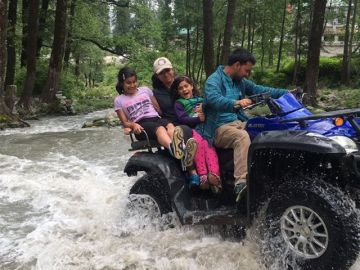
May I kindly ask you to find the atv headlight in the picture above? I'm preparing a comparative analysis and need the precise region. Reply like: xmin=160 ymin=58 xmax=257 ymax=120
xmin=329 ymin=136 xmax=358 ymax=154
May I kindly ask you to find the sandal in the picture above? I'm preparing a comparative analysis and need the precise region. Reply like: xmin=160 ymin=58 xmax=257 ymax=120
xmin=208 ymin=173 xmax=222 ymax=194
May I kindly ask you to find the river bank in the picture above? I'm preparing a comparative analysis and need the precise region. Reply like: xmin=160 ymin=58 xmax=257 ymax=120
xmin=1 ymin=88 xmax=359 ymax=131
xmin=0 ymin=95 xmax=115 ymax=130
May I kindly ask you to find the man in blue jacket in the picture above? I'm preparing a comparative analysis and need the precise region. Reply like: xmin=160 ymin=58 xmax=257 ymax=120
xmin=199 ymin=48 xmax=288 ymax=201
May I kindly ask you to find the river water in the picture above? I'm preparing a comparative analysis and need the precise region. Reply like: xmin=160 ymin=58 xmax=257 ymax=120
xmin=0 ymin=111 xmax=359 ymax=270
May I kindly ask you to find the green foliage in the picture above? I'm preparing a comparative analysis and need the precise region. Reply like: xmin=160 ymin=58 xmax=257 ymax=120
xmin=124 ymin=49 xmax=188 ymax=87
xmin=280 ymin=57 xmax=344 ymax=87
xmin=15 ymin=60 xmax=49 ymax=96
xmin=62 ymin=64 xmax=118 ymax=100
xmin=0 ymin=114 xmax=12 ymax=123
xmin=58 ymin=71 xmax=86 ymax=98
xmin=12 ymin=0 xmax=360 ymax=118
xmin=252 ymin=69 xmax=290 ymax=88
xmin=72 ymin=97 xmax=113 ymax=114
xmin=64 ymin=65 xmax=119 ymax=114
xmin=281 ymin=58 xmax=306 ymax=82
xmin=102 ymin=64 xmax=120 ymax=87
xmin=251 ymin=57 xmax=357 ymax=89
xmin=318 ymin=57 xmax=342 ymax=82
xmin=15 ymin=60 xmax=87 ymax=99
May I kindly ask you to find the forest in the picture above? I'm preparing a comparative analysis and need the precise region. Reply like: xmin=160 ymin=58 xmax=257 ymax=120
xmin=0 ymin=0 xmax=360 ymax=128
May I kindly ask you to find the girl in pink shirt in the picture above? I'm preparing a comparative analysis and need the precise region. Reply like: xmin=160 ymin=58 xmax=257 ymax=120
xmin=114 ymin=67 xmax=184 ymax=158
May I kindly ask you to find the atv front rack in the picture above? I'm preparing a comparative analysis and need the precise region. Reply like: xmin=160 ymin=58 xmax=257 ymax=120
xmin=281 ymin=108 xmax=360 ymax=138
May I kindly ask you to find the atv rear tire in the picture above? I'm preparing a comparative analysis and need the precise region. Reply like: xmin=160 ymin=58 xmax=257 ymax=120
xmin=262 ymin=177 xmax=360 ymax=270
xmin=129 ymin=174 xmax=172 ymax=215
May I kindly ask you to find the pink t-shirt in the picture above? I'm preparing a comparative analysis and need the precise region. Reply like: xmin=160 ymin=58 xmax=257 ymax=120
xmin=114 ymin=87 xmax=159 ymax=122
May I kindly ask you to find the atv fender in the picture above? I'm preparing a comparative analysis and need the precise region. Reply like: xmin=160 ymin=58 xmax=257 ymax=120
xmin=124 ymin=151 xmax=193 ymax=222
xmin=247 ymin=130 xmax=347 ymax=214
xmin=250 ymin=130 xmax=346 ymax=154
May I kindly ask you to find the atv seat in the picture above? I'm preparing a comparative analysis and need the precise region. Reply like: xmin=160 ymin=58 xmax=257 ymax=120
xmin=128 ymin=130 xmax=162 ymax=152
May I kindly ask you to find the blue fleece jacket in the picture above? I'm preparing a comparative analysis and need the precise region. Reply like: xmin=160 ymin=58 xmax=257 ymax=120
xmin=196 ymin=65 xmax=288 ymax=144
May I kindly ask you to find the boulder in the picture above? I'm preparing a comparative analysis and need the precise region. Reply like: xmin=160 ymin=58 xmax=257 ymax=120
xmin=82 ymin=114 xmax=120 ymax=128
xmin=105 ymin=111 xmax=120 ymax=127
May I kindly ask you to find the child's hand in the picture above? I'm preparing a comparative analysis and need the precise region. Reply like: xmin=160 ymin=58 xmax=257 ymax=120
xmin=123 ymin=128 xmax=132 ymax=135
xmin=198 ymin=112 xmax=205 ymax=122
xmin=194 ymin=104 xmax=203 ymax=113
xmin=132 ymin=123 xmax=144 ymax=134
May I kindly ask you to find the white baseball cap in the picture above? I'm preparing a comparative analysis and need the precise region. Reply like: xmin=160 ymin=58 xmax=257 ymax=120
xmin=153 ymin=57 xmax=173 ymax=74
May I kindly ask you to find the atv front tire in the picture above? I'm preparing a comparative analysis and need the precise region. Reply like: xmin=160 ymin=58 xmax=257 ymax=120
xmin=129 ymin=174 xmax=172 ymax=216
xmin=262 ymin=177 xmax=360 ymax=270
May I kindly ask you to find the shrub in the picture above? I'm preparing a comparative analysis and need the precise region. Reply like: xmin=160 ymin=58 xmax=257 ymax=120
xmin=15 ymin=60 xmax=49 ymax=96
xmin=279 ymin=57 xmax=351 ymax=88
xmin=252 ymin=69 xmax=290 ymax=88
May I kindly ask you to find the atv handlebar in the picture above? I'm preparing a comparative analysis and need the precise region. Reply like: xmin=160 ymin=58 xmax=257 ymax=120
xmin=234 ymin=92 xmax=272 ymax=110
xmin=290 ymin=87 xmax=304 ymax=102
xmin=235 ymin=88 xmax=304 ymax=111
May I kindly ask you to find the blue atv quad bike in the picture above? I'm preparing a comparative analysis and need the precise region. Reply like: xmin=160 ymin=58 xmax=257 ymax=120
xmin=124 ymin=91 xmax=360 ymax=270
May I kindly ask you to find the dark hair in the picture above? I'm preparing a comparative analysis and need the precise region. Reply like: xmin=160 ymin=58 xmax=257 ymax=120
xmin=228 ymin=48 xmax=256 ymax=66
xmin=116 ymin=67 xmax=137 ymax=94
xmin=151 ymin=70 xmax=178 ymax=91
xmin=170 ymin=76 xmax=200 ymax=103
xmin=151 ymin=74 xmax=166 ymax=90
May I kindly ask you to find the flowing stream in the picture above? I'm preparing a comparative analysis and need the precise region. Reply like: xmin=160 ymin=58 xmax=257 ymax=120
xmin=0 ymin=111 xmax=359 ymax=270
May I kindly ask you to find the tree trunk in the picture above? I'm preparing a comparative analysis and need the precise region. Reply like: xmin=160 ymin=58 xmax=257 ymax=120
xmin=250 ymin=13 xmax=255 ymax=53
xmin=216 ymin=33 xmax=222 ymax=66
xmin=64 ymin=0 xmax=76 ymax=67
xmin=36 ymin=0 xmax=50 ymax=57
xmin=260 ymin=12 xmax=266 ymax=70
xmin=241 ymin=13 xmax=246 ymax=48
xmin=202 ymin=0 xmax=215 ymax=77
xmin=268 ymin=38 xmax=274 ymax=66
xmin=196 ymin=50 xmax=204 ymax=83
xmin=186 ymin=27 xmax=191 ymax=75
xmin=292 ymin=0 xmax=302 ymax=85
xmin=21 ymin=0 xmax=29 ymax=67
xmin=341 ymin=0 xmax=352 ymax=85
xmin=220 ymin=0 xmax=236 ymax=65
xmin=5 ymin=0 xmax=18 ymax=87
xmin=0 ymin=0 xmax=8 ymax=97
xmin=0 ymin=0 xmax=11 ymax=116
xmin=348 ymin=0 xmax=358 ymax=81
xmin=247 ymin=10 xmax=251 ymax=49
xmin=74 ymin=53 xmax=80 ymax=77
xmin=304 ymin=0 xmax=327 ymax=106
xmin=40 ymin=0 xmax=68 ymax=103
xmin=276 ymin=0 xmax=287 ymax=72
xmin=191 ymin=22 xmax=200 ymax=79
xmin=19 ymin=0 xmax=40 ymax=110
xmin=5 ymin=85 xmax=16 ymax=113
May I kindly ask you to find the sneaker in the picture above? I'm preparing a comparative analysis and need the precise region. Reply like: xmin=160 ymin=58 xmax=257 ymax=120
xmin=171 ymin=126 xmax=185 ymax=159
xmin=183 ymin=138 xmax=197 ymax=167
xmin=234 ymin=182 xmax=247 ymax=202
xmin=188 ymin=174 xmax=200 ymax=190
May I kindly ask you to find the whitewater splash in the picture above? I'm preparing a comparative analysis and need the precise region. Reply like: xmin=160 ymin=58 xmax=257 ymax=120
xmin=0 ymin=112 xmax=264 ymax=270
